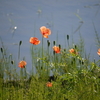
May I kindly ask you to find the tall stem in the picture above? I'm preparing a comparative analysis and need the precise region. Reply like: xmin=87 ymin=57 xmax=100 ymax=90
xmin=41 ymin=36 xmax=44 ymax=76
xmin=42 ymin=37 xmax=44 ymax=59
xmin=18 ymin=41 xmax=22 ymax=59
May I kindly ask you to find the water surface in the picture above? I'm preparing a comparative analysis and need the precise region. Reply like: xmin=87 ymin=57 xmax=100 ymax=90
xmin=0 ymin=0 xmax=100 ymax=72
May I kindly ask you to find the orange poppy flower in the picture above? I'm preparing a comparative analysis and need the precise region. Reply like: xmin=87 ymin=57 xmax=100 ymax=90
xmin=40 ymin=26 xmax=51 ymax=38
xmin=18 ymin=61 xmax=27 ymax=68
xmin=53 ymin=46 xmax=60 ymax=53
xmin=46 ymin=82 xmax=52 ymax=87
xmin=29 ymin=37 xmax=40 ymax=45
xmin=69 ymin=48 xmax=78 ymax=54
xmin=97 ymin=48 xmax=100 ymax=56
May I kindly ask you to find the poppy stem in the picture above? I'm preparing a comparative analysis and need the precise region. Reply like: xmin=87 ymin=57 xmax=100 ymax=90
xmin=18 ymin=41 xmax=22 ymax=59
xmin=67 ymin=35 xmax=69 ymax=48
xmin=20 ymin=68 xmax=23 ymax=80
xmin=42 ymin=36 xmax=44 ymax=57
xmin=41 ymin=36 xmax=44 ymax=75
xmin=47 ymin=40 xmax=50 ymax=75
xmin=31 ymin=45 xmax=34 ymax=75
xmin=18 ymin=46 xmax=20 ymax=59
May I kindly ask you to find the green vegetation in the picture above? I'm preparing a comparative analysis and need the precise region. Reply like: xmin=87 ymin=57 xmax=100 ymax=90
xmin=0 ymin=29 xmax=100 ymax=100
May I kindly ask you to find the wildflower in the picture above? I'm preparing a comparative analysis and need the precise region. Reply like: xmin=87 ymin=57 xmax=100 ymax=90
xmin=29 ymin=37 xmax=40 ymax=45
xmin=69 ymin=48 xmax=78 ymax=54
xmin=46 ymin=82 xmax=52 ymax=87
xmin=97 ymin=48 xmax=100 ymax=56
xmin=18 ymin=61 xmax=27 ymax=68
xmin=40 ymin=26 xmax=51 ymax=38
xmin=53 ymin=46 xmax=61 ymax=53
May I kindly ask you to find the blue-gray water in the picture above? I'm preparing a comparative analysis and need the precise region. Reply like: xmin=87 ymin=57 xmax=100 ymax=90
xmin=0 ymin=0 xmax=100 ymax=72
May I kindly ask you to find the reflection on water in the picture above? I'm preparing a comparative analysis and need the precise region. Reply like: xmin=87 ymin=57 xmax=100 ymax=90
xmin=0 ymin=0 xmax=100 ymax=71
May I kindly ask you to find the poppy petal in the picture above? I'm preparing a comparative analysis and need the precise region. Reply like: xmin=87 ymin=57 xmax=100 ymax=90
xmin=29 ymin=37 xmax=40 ymax=45
xmin=46 ymin=82 xmax=52 ymax=87
xmin=97 ymin=48 xmax=100 ymax=56
xmin=53 ymin=46 xmax=60 ymax=53
xmin=40 ymin=26 xmax=51 ymax=38
xmin=18 ymin=61 xmax=27 ymax=68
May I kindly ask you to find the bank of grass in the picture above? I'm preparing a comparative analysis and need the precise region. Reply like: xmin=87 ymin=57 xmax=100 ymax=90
xmin=0 ymin=32 xmax=100 ymax=100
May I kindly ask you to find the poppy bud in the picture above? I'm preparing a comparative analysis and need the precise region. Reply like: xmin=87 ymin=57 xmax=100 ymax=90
xmin=19 ymin=41 xmax=22 ymax=46
xmin=82 ymin=61 xmax=84 ymax=65
xmin=79 ymin=59 xmax=81 ymax=64
xmin=74 ymin=45 xmax=77 ymax=49
xmin=64 ymin=49 xmax=66 ymax=52
xmin=47 ymin=40 xmax=50 ymax=47
xmin=79 ymin=59 xmax=84 ymax=65
xmin=71 ymin=61 xmax=73 ymax=65
xmin=41 ymin=66 xmax=43 ymax=69
xmin=73 ymin=58 xmax=76 ymax=62
xmin=67 ymin=35 xmax=69 ymax=40
xmin=59 ymin=44 xmax=61 ymax=49
xmin=53 ymin=51 xmax=55 ymax=55
xmin=11 ymin=60 xmax=14 ymax=64
xmin=53 ymin=41 xmax=56 ymax=45
xmin=94 ymin=58 xmax=95 ymax=63
xmin=0 ymin=48 xmax=3 ymax=53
